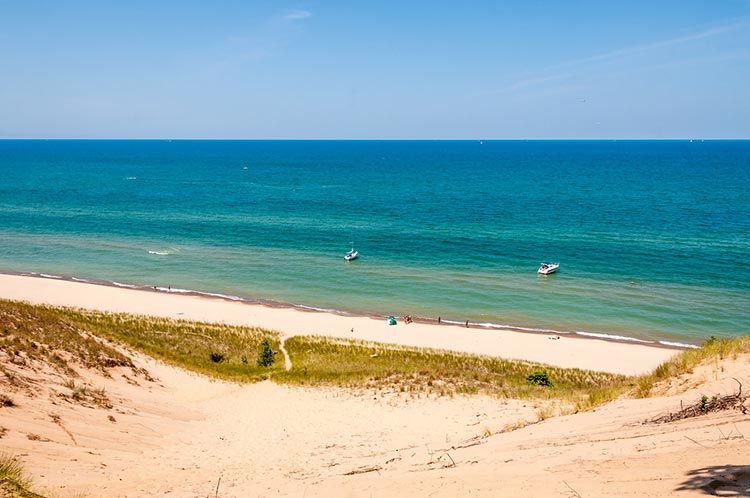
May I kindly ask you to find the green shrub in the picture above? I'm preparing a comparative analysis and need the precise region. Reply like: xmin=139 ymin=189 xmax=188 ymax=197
xmin=257 ymin=339 xmax=275 ymax=367
xmin=526 ymin=370 xmax=553 ymax=387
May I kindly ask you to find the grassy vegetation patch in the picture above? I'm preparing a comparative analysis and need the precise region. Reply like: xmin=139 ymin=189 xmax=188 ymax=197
xmin=0 ymin=454 xmax=44 ymax=498
xmin=274 ymin=336 xmax=629 ymax=408
xmin=4 ymin=298 xmax=747 ymax=415
xmin=635 ymin=335 xmax=750 ymax=398
xmin=48 ymin=306 xmax=285 ymax=382
xmin=0 ymin=300 xmax=132 ymax=376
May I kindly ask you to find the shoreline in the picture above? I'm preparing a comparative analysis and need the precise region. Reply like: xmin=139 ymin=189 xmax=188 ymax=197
xmin=0 ymin=272 xmax=679 ymax=375
xmin=6 ymin=270 xmax=696 ymax=349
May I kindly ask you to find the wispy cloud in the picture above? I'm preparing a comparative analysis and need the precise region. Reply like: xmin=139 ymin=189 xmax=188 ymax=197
xmin=285 ymin=9 xmax=312 ymax=20
xmin=496 ymin=18 xmax=750 ymax=95
xmin=555 ymin=20 xmax=748 ymax=70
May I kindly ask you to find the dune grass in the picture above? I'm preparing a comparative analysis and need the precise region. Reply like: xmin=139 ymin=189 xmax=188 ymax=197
xmin=0 ymin=299 xmax=285 ymax=383
xmin=635 ymin=335 xmax=750 ymax=398
xmin=1 ymin=299 xmax=629 ymax=408
xmin=0 ymin=300 xmax=133 ymax=377
xmin=274 ymin=335 xmax=630 ymax=409
xmin=0 ymin=454 xmax=44 ymax=498
xmin=48 ymin=307 xmax=286 ymax=383
xmin=3 ymin=298 xmax=748 ymax=412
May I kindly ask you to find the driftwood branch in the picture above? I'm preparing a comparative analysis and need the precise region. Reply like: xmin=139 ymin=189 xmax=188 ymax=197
xmin=563 ymin=480 xmax=582 ymax=498
xmin=684 ymin=435 xmax=709 ymax=448
xmin=436 ymin=435 xmax=486 ymax=452
xmin=344 ymin=465 xmax=382 ymax=476
xmin=646 ymin=381 xmax=747 ymax=424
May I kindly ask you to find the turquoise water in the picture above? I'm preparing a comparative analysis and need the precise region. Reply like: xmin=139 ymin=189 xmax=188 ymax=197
xmin=0 ymin=140 xmax=748 ymax=345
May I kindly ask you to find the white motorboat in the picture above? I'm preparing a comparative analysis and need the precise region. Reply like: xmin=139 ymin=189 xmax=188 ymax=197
xmin=344 ymin=248 xmax=358 ymax=261
xmin=538 ymin=262 xmax=559 ymax=275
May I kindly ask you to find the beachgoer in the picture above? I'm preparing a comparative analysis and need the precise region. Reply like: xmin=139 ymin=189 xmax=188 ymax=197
xmin=438 ymin=316 xmax=441 ymax=324
xmin=465 ymin=320 xmax=469 ymax=328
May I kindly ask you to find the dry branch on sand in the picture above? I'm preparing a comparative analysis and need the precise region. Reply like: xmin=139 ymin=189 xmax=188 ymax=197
xmin=647 ymin=379 xmax=748 ymax=424
xmin=343 ymin=465 xmax=382 ymax=476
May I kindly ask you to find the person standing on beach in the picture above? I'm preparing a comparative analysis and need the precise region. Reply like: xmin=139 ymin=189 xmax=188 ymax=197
xmin=465 ymin=320 xmax=469 ymax=328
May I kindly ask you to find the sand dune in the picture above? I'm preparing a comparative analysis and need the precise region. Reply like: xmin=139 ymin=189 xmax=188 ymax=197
xmin=1 ymin=273 xmax=748 ymax=497
xmin=1 ymin=343 xmax=748 ymax=497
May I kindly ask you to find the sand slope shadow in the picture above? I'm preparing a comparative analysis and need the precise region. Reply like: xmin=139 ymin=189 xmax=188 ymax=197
xmin=676 ymin=465 xmax=750 ymax=496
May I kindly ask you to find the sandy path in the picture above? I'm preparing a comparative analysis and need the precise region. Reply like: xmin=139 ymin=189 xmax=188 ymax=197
xmin=278 ymin=338 xmax=292 ymax=370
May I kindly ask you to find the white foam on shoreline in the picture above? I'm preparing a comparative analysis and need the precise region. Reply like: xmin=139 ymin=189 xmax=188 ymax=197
xmin=161 ymin=287 xmax=192 ymax=294
xmin=198 ymin=291 xmax=245 ymax=301
xmin=575 ymin=331 xmax=655 ymax=344
xmin=154 ymin=287 xmax=244 ymax=302
xmin=112 ymin=281 xmax=139 ymax=289
xmin=298 ymin=304 xmax=341 ymax=314
xmin=442 ymin=319 xmax=567 ymax=335
xmin=659 ymin=340 xmax=699 ymax=349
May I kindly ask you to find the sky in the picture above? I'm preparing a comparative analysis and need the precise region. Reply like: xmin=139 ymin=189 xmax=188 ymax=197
xmin=1 ymin=1 xmax=749 ymax=139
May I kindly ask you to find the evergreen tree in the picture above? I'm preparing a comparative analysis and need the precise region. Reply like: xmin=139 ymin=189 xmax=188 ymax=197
xmin=257 ymin=339 xmax=275 ymax=367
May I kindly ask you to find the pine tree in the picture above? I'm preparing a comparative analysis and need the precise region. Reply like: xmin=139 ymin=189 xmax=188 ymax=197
xmin=257 ymin=339 xmax=275 ymax=367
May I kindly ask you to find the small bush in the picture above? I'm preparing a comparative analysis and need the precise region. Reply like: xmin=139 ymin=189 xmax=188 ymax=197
xmin=257 ymin=339 xmax=275 ymax=367
xmin=699 ymin=395 xmax=709 ymax=412
xmin=210 ymin=352 xmax=225 ymax=363
xmin=526 ymin=370 xmax=553 ymax=387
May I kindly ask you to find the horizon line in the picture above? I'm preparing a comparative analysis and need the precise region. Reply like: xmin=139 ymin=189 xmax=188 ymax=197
xmin=1 ymin=137 xmax=749 ymax=141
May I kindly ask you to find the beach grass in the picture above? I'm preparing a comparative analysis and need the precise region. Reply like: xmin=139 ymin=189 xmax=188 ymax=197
xmin=274 ymin=335 xmax=630 ymax=408
xmin=0 ymin=300 xmax=133 ymax=377
xmin=0 ymin=454 xmax=43 ymax=498
xmin=4 ymin=298 xmax=747 ymax=412
xmin=635 ymin=335 xmax=750 ymax=397
xmin=0 ymin=299 xmax=284 ymax=383
xmin=52 ymin=307 xmax=285 ymax=383
xmin=1 ymin=299 xmax=628 ymax=407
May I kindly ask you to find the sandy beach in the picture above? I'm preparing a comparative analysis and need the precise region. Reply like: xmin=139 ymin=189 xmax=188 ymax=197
xmin=0 ymin=273 xmax=677 ymax=376
xmin=1 ymin=273 xmax=749 ymax=497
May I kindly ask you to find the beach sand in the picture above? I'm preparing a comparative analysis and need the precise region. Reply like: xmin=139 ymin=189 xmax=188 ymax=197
xmin=0 ymin=327 xmax=747 ymax=497
xmin=1 ymin=273 xmax=749 ymax=497
xmin=0 ymin=273 xmax=676 ymax=376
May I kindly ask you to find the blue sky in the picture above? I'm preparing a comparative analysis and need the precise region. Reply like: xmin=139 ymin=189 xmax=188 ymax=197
xmin=1 ymin=1 xmax=749 ymax=139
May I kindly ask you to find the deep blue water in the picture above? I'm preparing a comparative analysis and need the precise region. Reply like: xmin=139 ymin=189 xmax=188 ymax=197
xmin=1 ymin=140 xmax=748 ymax=345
